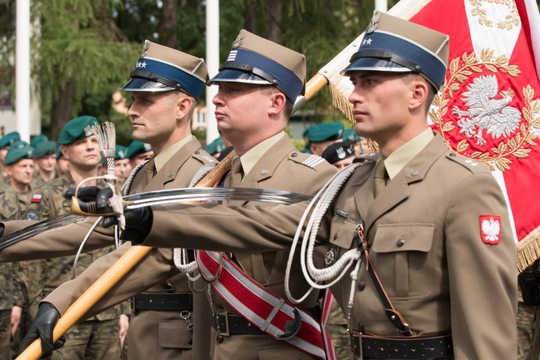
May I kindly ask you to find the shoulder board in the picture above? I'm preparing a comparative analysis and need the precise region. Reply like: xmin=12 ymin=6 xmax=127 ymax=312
xmin=192 ymin=149 xmax=217 ymax=165
xmin=445 ymin=151 xmax=487 ymax=173
xmin=289 ymin=152 xmax=326 ymax=169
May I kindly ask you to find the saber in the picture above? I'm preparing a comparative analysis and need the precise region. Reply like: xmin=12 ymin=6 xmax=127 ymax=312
xmin=0 ymin=187 xmax=311 ymax=250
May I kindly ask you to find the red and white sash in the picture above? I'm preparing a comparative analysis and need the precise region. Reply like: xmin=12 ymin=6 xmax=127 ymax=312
xmin=196 ymin=250 xmax=335 ymax=359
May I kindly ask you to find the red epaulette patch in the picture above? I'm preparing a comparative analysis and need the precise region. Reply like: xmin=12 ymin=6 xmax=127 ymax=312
xmin=31 ymin=194 xmax=42 ymax=203
xmin=480 ymin=215 xmax=501 ymax=245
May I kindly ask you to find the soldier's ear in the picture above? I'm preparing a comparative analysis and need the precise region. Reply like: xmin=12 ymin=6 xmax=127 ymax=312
xmin=176 ymin=94 xmax=194 ymax=121
xmin=267 ymin=91 xmax=286 ymax=117
xmin=409 ymin=77 xmax=429 ymax=111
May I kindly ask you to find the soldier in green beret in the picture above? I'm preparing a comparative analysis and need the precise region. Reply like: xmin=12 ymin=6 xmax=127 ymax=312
xmin=0 ymin=145 xmax=35 ymax=358
xmin=31 ymin=140 xmax=58 ymax=188
xmin=113 ymin=145 xmax=131 ymax=185
xmin=55 ymin=146 xmax=70 ymax=176
xmin=125 ymin=140 xmax=153 ymax=169
xmin=22 ymin=115 xmax=128 ymax=359
xmin=306 ymin=122 xmax=344 ymax=156
xmin=29 ymin=135 xmax=48 ymax=149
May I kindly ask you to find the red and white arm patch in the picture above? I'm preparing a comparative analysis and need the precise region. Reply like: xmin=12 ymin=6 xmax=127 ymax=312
xmin=479 ymin=215 xmax=501 ymax=245
xmin=31 ymin=194 xmax=42 ymax=203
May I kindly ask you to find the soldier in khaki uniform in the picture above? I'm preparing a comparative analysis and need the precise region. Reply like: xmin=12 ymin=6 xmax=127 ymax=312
xmin=2 ymin=43 xmax=217 ymax=360
xmin=15 ymin=30 xmax=338 ymax=359
xmin=46 ymin=13 xmax=518 ymax=359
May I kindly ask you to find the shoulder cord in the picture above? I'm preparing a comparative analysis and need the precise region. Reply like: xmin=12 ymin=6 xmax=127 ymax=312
xmin=172 ymin=164 xmax=217 ymax=287
xmin=71 ymin=159 xmax=150 ymax=278
xmin=284 ymin=162 xmax=366 ymax=305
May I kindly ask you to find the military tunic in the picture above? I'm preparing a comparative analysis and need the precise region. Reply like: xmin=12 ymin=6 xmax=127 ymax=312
xmin=112 ymin=133 xmax=516 ymax=359
xmin=44 ymin=134 xmax=338 ymax=359
xmin=25 ymin=171 xmax=125 ymax=359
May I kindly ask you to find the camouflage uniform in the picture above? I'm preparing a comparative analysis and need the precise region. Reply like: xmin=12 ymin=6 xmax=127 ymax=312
xmin=25 ymin=172 xmax=124 ymax=360
xmin=0 ymin=185 xmax=15 ymax=359
xmin=0 ymin=185 xmax=37 ymax=358
xmin=326 ymin=295 xmax=351 ymax=360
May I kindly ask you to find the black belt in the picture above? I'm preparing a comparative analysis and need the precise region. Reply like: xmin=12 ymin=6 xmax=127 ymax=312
xmin=213 ymin=313 xmax=265 ymax=336
xmin=132 ymin=293 xmax=192 ymax=312
xmin=351 ymin=331 xmax=453 ymax=359
xmin=212 ymin=305 xmax=320 ymax=337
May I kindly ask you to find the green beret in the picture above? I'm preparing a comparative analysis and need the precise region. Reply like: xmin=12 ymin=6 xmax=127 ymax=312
xmin=4 ymin=145 xmax=34 ymax=165
xmin=342 ymin=128 xmax=361 ymax=142
xmin=30 ymin=134 xmax=48 ymax=148
xmin=204 ymin=137 xmax=225 ymax=155
xmin=57 ymin=116 xmax=99 ymax=145
xmin=10 ymin=140 xmax=28 ymax=150
xmin=126 ymin=141 xmax=152 ymax=159
xmin=115 ymin=145 xmax=128 ymax=160
xmin=307 ymin=122 xmax=344 ymax=143
xmin=34 ymin=140 xmax=57 ymax=158
xmin=0 ymin=132 xmax=21 ymax=148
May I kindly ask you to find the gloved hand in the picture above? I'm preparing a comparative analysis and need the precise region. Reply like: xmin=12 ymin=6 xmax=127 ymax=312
xmin=102 ymin=206 xmax=153 ymax=244
xmin=64 ymin=186 xmax=113 ymax=209
xmin=19 ymin=302 xmax=65 ymax=358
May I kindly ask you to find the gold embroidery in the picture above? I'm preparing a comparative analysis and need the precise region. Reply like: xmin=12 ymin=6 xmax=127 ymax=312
xmin=431 ymin=50 xmax=540 ymax=172
xmin=469 ymin=0 xmax=519 ymax=30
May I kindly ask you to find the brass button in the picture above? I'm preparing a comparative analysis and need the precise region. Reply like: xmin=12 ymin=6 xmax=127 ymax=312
xmin=397 ymin=239 xmax=405 ymax=247
xmin=291 ymin=153 xmax=298 ymax=157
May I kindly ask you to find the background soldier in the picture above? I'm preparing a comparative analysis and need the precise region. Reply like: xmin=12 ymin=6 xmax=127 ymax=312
xmin=0 ymin=145 xmax=35 ymax=359
xmin=23 ymin=115 xmax=127 ymax=360
xmin=125 ymin=141 xmax=153 ymax=169
xmin=31 ymin=140 xmax=58 ymax=188
xmin=306 ymin=122 xmax=344 ymax=156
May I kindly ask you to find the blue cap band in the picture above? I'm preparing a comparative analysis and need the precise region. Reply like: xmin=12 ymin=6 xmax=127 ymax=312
xmin=346 ymin=32 xmax=447 ymax=89
xmin=131 ymin=58 xmax=205 ymax=99
xmin=218 ymin=49 xmax=303 ymax=101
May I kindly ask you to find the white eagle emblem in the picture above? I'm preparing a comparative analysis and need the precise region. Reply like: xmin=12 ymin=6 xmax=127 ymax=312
xmin=480 ymin=215 xmax=501 ymax=245
xmin=452 ymin=75 xmax=521 ymax=146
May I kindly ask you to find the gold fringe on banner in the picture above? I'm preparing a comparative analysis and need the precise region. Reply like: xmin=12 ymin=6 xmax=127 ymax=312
xmin=328 ymin=80 xmax=354 ymax=126
xmin=516 ymin=226 xmax=540 ymax=273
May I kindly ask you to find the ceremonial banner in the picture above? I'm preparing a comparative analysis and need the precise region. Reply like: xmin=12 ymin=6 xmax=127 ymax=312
xmin=322 ymin=0 xmax=540 ymax=272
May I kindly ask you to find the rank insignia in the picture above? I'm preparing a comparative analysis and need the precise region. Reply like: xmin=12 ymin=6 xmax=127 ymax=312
xmin=480 ymin=215 xmax=501 ymax=245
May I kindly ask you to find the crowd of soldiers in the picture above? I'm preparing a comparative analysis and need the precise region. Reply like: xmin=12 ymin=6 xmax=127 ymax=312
xmin=0 ymin=9 xmax=529 ymax=360
xmin=0 ymin=124 xmax=157 ymax=359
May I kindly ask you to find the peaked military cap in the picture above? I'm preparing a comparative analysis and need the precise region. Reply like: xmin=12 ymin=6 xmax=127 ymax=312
xmin=208 ymin=29 xmax=306 ymax=101
xmin=321 ymin=141 xmax=355 ymax=165
xmin=342 ymin=128 xmax=361 ymax=142
xmin=115 ymin=145 xmax=128 ymax=160
xmin=342 ymin=10 xmax=450 ymax=90
xmin=121 ymin=40 xmax=208 ymax=100
xmin=34 ymin=140 xmax=57 ymax=158
xmin=204 ymin=137 xmax=226 ymax=155
xmin=58 ymin=116 xmax=99 ymax=145
xmin=307 ymin=122 xmax=344 ymax=143
xmin=4 ymin=145 xmax=34 ymax=165
xmin=30 ymin=134 xmax=48 ymax=148
xmin=0 ymin=131 xmax=21 ymax=149
xmin=126 ymin=141 xmax=152 ymax=159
